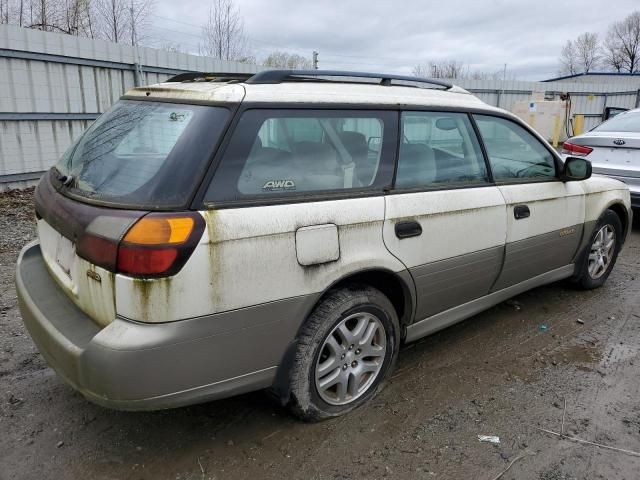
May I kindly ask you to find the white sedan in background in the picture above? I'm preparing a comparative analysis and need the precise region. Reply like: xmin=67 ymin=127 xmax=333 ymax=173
xmin=563 ymin=108 xmax=640 ymax=209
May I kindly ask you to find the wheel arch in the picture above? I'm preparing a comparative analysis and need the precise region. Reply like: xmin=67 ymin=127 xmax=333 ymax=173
xmin=319 ymin=268 xmax=416 ymax=332
xmin=607 ymin=202 xmax=630 ymax=243
xmin=269 ymin=267 xmax=415 ymax=406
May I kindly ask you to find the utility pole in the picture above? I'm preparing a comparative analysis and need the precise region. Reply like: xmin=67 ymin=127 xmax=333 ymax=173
xmin=313 ymin=51 xmax=319 ymax=70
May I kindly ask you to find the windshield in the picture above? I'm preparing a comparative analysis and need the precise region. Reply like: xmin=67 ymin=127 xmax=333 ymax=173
xmin=593 ymin=111 xmax=640 ymax=133
xmin=55 ymin=100 xmax=229 ymax=208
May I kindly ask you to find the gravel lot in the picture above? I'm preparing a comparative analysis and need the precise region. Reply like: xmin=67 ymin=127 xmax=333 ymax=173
xmin=1 ymin=188 xmax=639 ymax=480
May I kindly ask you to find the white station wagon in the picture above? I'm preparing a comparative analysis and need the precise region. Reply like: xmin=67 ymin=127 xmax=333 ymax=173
xmin=16 ymin=70 xmax=632 ymax=420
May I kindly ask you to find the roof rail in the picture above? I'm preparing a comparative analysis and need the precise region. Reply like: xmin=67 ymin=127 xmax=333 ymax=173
xmin=245 ymin=70 xmax=453 ymax=90
xmin=166 ymin=72 xmax=254 ymax=83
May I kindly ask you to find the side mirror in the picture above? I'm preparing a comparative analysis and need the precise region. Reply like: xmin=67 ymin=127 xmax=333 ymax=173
xmin=561 ymin=157 xmax=592 ymax=181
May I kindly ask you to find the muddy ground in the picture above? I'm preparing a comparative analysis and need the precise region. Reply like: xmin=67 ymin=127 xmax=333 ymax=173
xmin=1 ymin=188 xmax=639 ymax=480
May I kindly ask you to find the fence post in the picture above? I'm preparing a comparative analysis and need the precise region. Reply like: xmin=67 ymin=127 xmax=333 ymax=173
xmin=552 ymin=115 xmax=562 ymax=148
xmin=573 ymin=115 xmax=584 ymax=136
xmin=636 ymin=89 xmax=640 ymax=108
xmin=133 ymin=63 xmax=144 ymax=87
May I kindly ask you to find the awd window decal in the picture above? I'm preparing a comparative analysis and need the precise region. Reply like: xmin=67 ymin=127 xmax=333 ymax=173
xmin=262 ymin=180 xmax=296 ymax=191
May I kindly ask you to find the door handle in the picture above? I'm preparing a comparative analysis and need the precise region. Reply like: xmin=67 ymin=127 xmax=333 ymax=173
xmin=514 ymin=205 xmax=530 ymax=220
xmin=395 ymin=221 xmax=422 ymax=239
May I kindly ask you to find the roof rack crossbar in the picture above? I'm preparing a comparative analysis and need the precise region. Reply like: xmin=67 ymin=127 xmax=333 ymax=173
xmin=166 ymin=71 xmax=254 ymax=83
xmin=245 ymin=70 xmax=453 ymax=89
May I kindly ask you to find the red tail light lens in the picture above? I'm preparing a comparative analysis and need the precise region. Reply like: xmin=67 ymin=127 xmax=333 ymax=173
xmin=117 ymin=246 xmax=178 ymax=275
xmin=116 ymin=213 xmax=205 ymax=278
xmin=76 ymin=212 xmax=205 ymax=278
xmin=77 ymin=233 xmax=119 ymax=271
xmin=562 ymin=141 xmax=593 ymax=157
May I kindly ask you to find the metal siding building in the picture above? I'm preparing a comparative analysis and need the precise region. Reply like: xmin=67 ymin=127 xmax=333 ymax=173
xmin=543 ymin=72 xmax=640 ymax=86
xmin=453 ymin=78 xmax=640 ymax=133
xmin=0 ymin=25 xmax=260 ymax=189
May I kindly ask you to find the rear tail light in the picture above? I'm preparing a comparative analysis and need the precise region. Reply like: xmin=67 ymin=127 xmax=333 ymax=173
xmin=117 ymin=214 xmax=203 ymax=277
xmin=562 ymin=141 xmax=593 ymax=157
xmin=77 ymin=212 xmax=205 ymax=278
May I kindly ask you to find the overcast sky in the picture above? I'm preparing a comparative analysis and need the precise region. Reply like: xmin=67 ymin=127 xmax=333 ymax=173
xmin=148 ymin=0 xmax=638 ymax=81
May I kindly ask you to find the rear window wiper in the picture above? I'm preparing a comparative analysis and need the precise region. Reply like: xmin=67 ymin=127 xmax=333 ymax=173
xmin=57 ymin=174 xmax=74 ymax=187
xmin=54 ymin=170 xmax=78 ymax=190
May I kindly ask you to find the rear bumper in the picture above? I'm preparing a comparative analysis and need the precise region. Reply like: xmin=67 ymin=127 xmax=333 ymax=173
xmin=16 ymin=242 xmax=313 ymax=410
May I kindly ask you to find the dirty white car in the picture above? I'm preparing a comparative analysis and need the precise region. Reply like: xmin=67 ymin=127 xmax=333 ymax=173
xmin=16 ymin=70 xmax=632 ymax=421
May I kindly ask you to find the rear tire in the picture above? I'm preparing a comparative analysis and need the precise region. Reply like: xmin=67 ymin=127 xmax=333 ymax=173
xmin=573 ymin=210 xmax=622 ymax=289
xmin=288 ymin=285 xmax=400 ymax=422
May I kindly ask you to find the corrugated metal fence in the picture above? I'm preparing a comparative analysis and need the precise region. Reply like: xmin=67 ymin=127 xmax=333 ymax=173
xmin=454 ymin=78 xmax=640 ymax=133
xmin=0 ymin=25 xmax=259 ymax=189
xmin=2 ymin=23 xmax=640 ymax=189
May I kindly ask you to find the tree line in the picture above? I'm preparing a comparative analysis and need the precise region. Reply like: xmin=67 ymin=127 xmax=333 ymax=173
xmin=411 ymin=60 xmax=515 ymax=80
xmin=559 ymin=11 xmax=640 ymax=75
xmin=0 ymin=0 xmax=311 ymax=67
xmin=0 ymin=0 xmax=154 ymax=45
xmin=12 ymin=0 xmax=637 ymax=76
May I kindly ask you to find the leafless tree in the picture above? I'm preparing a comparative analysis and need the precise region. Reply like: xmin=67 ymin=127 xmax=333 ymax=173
xmin=0 ymin=0 xmax=10 ymax=23
xmin=607 ymin=11 xmax=640 ymax=73
xmin=159 ymin=41 xmax=185 ymax=53
xmin=27 ymin=0 xmax=66 ymax=31
xmin=95 ymin=0 xmax=127 ymax=42
xmin=93 ymin=0 xmax=153 ymax=44
xmin=263 ymin=50 xmax=311 ymax=69
xmin=412 ymin=60 xmax=507 ymax=80
xmin=1 ymin=0 xmax=153 ymax=42
xmin=127 ymin=0 xmax=153 ymax=46
xmin=602 ymin=31 xmax=625 ymax=72
xmin=413 ymin=60 xmax=465 ymax=79
xmin=199 ymin=0 xmax=251 ymax=61
xmin=412 ymin=64 xmax=429 ymax=77
xmin=574 ymin=32 xmax=600 ymax=73
xmin=559 ymin=39 xmax=578 ymax=75
xmin=14 ymin=0 xmax=26 ymax=26
xmin=59 ymin=0 xmax=95 ymax=36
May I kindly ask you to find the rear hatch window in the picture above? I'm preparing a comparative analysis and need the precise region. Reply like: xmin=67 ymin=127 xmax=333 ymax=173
xmin=54 ymin=100 xmax=229 ymax=209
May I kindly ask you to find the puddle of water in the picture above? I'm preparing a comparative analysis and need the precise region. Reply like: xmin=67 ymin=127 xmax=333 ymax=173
xmin=550 ymin=343 xmax=601 ymax=367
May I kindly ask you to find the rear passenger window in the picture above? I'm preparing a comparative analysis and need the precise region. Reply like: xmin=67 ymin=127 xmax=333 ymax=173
xmin=205 ymin=110 xmax=395 ymax=202
xmin=396 ymin=112 xmax=489 ymax=189
xmin=474 ymin=115 xmax=557 ymax=181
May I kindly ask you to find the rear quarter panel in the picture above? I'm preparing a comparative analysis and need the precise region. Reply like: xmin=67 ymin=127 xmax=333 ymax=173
xmin=115 ymin=197 xmax=407 ymax=323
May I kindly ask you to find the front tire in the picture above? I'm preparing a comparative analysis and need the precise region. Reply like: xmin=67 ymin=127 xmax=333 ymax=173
xmin=574 ymin=210 xmax=622 ymax=289
xmin=288 ymin=285 xmax=400 ymax=421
